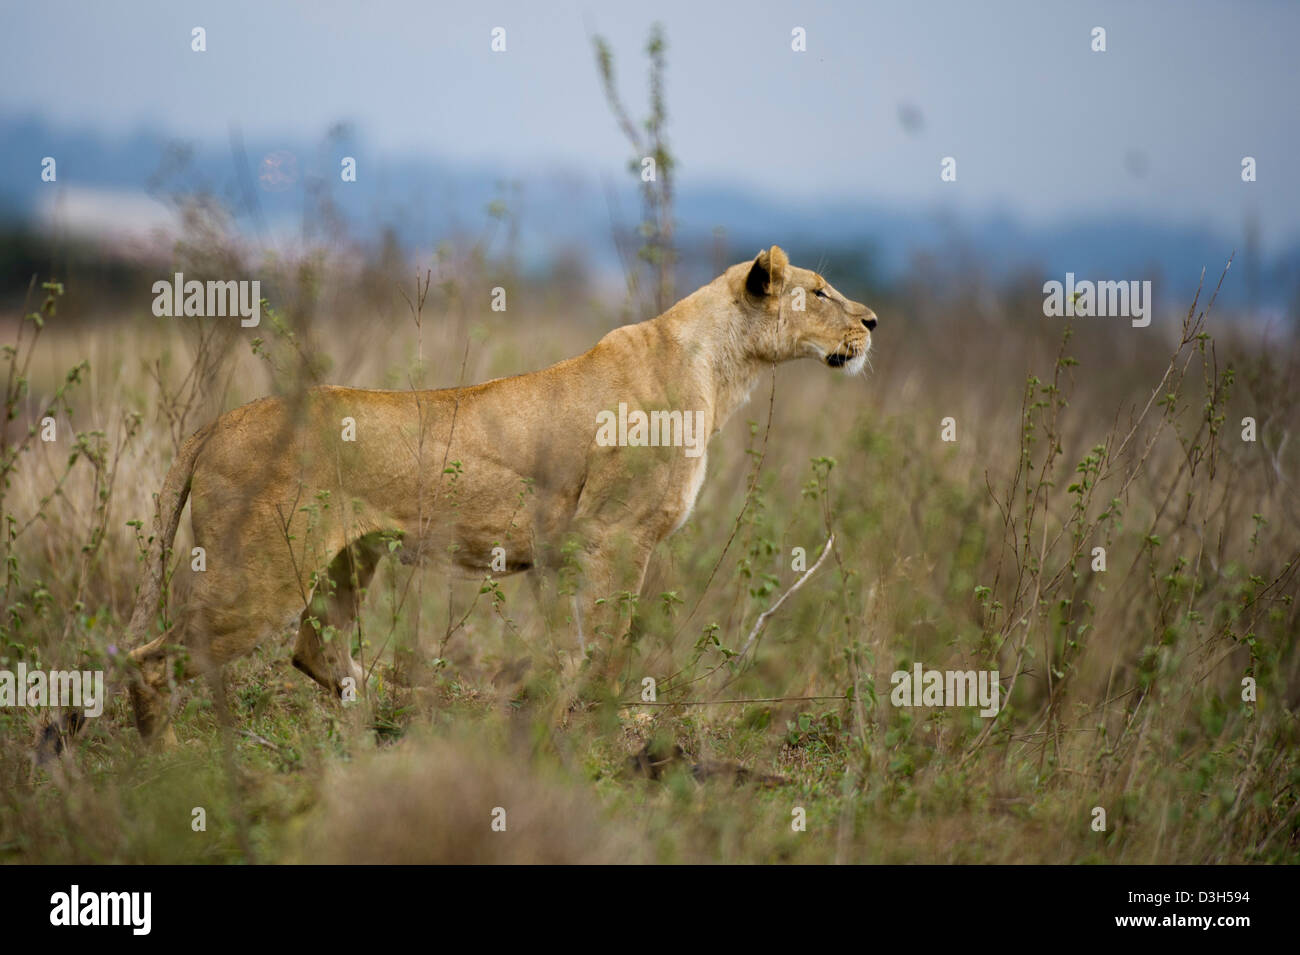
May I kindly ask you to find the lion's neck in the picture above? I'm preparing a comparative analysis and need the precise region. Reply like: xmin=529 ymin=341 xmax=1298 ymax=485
xmin=659 ymin=282 xmax=779 ymax=434
xmin=706 ymin=342 xmax=769 ymax=431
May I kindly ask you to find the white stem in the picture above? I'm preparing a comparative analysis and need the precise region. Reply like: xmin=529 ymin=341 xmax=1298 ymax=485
xmin=736 ymin=533 xmax=835 ymax=661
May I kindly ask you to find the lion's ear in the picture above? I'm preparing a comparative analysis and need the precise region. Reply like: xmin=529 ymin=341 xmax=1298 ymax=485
xmin=745 ymin=245 xmax=790 ymax=299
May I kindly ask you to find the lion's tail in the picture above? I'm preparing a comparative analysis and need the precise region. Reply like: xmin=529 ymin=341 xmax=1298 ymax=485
xmin=34 ymin=427 xmax=210 ymax=762
xmin=124 ymin=425 xmax=210 ymax=646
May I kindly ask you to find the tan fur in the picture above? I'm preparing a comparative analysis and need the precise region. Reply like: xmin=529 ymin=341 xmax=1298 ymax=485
xmin=125 ymin=246 xmax=877 ymax=740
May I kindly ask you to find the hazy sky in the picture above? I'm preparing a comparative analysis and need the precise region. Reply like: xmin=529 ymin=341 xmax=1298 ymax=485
xmin=3 ymin=0 xmax=1298 ymax=246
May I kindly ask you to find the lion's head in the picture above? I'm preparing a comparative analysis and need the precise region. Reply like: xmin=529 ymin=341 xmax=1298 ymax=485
xmin=735 ymin=245 xmax=877 ymax=374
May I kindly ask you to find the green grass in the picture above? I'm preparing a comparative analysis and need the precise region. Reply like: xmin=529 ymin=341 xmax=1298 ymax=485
xmin=2 ymin=259 xmax=1297 ymax=864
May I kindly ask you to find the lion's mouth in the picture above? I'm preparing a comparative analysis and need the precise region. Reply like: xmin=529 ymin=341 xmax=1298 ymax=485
xmin=825 ymin=342 xmax=869 ymax=373
xmin=826 ymin=345 xmax=865 ymax=367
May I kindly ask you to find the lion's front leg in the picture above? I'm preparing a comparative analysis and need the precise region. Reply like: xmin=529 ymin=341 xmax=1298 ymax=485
xmin=552 ymin=447 xmax=688 ymax=716
xmin=563 ymin=529 xmax=657 ymax=696
xmin=549 ymin=537 xmax=651 ymax=725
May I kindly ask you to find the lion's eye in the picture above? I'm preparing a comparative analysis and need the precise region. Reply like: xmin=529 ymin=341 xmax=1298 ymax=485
xmin=814 ymin=288 xmax=829 ymax=300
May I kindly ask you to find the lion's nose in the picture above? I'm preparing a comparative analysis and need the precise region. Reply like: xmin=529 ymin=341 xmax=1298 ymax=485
xmin=862 ymin=313 xmax=877 ymax=331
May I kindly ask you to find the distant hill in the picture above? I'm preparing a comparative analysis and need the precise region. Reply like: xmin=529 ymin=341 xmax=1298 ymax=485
xmin=2 ymin=114 xmax=1295 ymax=313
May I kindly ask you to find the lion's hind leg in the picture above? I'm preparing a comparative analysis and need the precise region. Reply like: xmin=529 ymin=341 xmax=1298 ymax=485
xmin=292 ymin=536 xmax=383 ymax=698
xmin=128 ymin=549 xmax=311 ymax=744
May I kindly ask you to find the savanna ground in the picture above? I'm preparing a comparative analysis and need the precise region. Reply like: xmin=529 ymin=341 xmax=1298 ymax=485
xmin=1 ymin=218 xmax=1297 ymax=864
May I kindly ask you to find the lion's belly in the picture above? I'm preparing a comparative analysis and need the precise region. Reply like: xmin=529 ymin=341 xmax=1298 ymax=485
xmin=381 ymin=462 xmax=581 ymax=576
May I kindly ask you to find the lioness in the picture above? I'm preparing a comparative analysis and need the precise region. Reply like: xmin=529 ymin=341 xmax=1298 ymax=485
xmin=124 ymin=246 xmax=876 ymax=740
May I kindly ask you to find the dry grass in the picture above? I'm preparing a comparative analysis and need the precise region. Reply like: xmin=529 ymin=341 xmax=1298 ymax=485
xmin=1 ymin=237 xmax=1297 ymax=864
